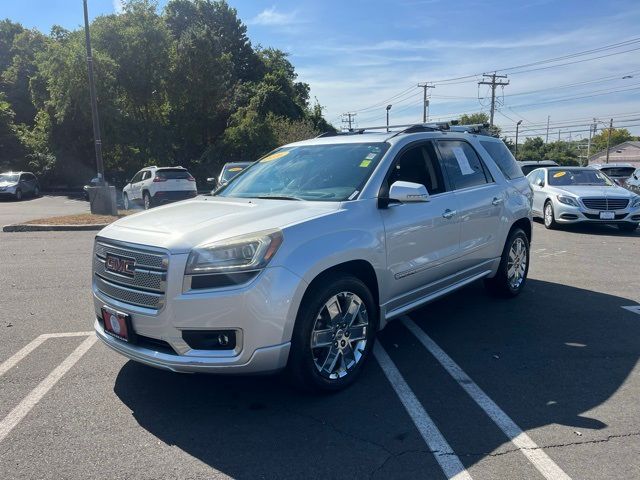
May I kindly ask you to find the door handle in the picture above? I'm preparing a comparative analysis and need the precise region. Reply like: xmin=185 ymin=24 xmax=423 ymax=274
xmin=442 ymin=209 xmax=457 ymax=219
xmin=492 ymin=197 xmax=504 ymax=206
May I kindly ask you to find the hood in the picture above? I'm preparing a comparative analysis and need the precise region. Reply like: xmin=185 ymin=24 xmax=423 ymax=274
xmin=98 ymin=196 xmax=341 ymax=253
xmin=553 ymin=184 xmax=634 ymax=198
xmin=0 ymin=181 xmax=17 ymax=188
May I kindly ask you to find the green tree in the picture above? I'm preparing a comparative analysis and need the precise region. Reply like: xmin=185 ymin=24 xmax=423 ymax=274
xmin=459 ymin=112 xmax=489 ymax=125
xmin=590 ymin=127 xmax=635 ymax=155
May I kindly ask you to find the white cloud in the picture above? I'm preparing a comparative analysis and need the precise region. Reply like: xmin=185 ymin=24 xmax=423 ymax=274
xmin=113 ymin=0 xmax=125 ymax=14
xmin=248 ymin=7 xmax=298 ymax=26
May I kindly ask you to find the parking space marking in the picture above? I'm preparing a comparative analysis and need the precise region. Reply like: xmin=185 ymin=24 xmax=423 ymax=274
xmin=0 ymin=335 xmax=97 ymax=444
xmin=539 ymin=250 xmax=567 ymax=258
xmin=374 ymin=343 xmax=473 ymax=480
xmin=401 ymin=317 xmax=572 ymax=480
xmin=0 ymin=332 xmax=93 ymax=378
xmin=622 ymin=306 xmax=640 ymax=316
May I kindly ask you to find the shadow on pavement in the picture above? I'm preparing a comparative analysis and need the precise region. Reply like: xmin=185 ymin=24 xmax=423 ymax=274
xmin=113 ymin=279 xmax=639 ymax=478
xmin=532 ymin=217 xmax=640 ymax=237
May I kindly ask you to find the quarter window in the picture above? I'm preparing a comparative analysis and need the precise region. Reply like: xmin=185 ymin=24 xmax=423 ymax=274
xmin=388 ymin=142 xmax=446 ymax=195
xmin=436 ymin=140 xmax=492 ymax=190
xmin=479 ymin=140 xmax=524 ymax=179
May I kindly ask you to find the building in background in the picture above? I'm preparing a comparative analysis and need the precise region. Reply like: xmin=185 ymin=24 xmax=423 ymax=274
xmin=588 ymin=141 xmax=640 ymax=167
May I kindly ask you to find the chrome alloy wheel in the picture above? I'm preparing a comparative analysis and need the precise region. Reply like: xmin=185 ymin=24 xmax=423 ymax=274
xmin=507 ymin=237 xmax=527 ymax=290
xmin=311 ymin=292 xmax=369 ymax=380
xmin=544 ymin=203 xmax=553 ymax=227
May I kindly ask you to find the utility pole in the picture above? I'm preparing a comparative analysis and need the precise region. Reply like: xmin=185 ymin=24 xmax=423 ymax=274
xmin=586 ymin=118 xmax=596 ymax=159
xmin=545 ymin=115 xmax=550 ymax=143
xmin=478 ymin=72 xmax=509 ymax=127
xmin=341 ymin=112 xmax=356 ymax=131
xmin=515 ymin=120 xmax=522 ymax=159
xmin=417 ymin=83 xmax=435 ymax=122
xmin=83 ymin=0 xmax=104 ymax=186
xmin=605 ymin=118 xmax=613 ymax=164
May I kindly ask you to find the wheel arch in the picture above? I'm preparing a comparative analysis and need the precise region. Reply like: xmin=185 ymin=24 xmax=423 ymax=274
xmin=510 ymin=216 xmax=532 ymax=243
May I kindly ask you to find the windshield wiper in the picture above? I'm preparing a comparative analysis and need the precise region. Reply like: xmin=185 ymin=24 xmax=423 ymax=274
xmin=255 ymin=195 xmax=302 ymax=201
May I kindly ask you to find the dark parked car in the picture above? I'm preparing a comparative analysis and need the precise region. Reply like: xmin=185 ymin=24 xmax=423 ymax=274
xmin=517 ymin=160 xmax=559 ymax=176
xmin=0 ymin=171 xmax=40 ymax=200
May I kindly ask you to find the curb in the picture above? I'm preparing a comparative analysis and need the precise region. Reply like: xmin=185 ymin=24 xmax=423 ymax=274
xmin=3 ymin=223 xmax=108 ymax=232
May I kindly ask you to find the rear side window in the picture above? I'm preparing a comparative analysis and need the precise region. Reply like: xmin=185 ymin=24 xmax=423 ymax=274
xmin=389 ymin=142 xmax=446 ymax=195
xmin=436 ymin=140 xmax=492 ymax=190
xmin=480 ymin=140 xmax=524 ymax=180
xmin=156 ymin=168 xmax=191 ymax=180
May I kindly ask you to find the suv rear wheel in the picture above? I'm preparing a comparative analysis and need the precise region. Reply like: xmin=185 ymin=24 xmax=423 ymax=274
xmin=143 ymin=191 xmax=152 ymax=210
xmin=287 ymin=274 xmax=377 ymax=392
xmin=484 ymin=228 xmax=530 ymax=298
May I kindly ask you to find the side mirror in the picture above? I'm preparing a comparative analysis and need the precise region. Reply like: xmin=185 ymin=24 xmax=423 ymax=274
xmin=206 ymin=177 xmax=217 ymax=187
xmin=388 ymin=181 xmax=430 ymax=203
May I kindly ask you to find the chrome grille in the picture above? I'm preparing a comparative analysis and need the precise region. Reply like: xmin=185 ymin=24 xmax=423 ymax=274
xmin=581 ymin=198 xmax=629 ymax=210
xmin=93 ymin=239 xmax=168 ymax=310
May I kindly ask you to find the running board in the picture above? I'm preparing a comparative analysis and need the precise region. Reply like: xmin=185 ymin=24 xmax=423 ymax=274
xmin=384 ymin=270 xmax=491 ymax=322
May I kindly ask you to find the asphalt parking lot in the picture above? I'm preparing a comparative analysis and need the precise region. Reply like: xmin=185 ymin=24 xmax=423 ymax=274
xmin=1 ymin=206 xmax=639 ymax=479
xmin=0 ymin=194 xmax=88 ymax=227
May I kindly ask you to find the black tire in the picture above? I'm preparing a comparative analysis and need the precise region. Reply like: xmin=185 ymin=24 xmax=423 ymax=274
xmin=33 ymin=185 xmax=40 ymax=197
xmin=484 ymin=228 xmax=530 ymax=298
xmin=14 ymin=188 xmax=22 ymax=201
xmin=287 ymin=274 xmax=378 ymax=393
xmin=543 ymin=201 xmax=557 ymax=230
xmin=143 ymin=191 xmax=152 ymax=210
xmin=123 ymin=193 xmax=130 ymax=211
xmin=617 ymin=223 xmax=638 ymax=232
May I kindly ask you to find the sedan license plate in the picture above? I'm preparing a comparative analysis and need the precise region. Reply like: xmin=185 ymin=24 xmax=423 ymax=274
xmin=101 ymin=307 xmax=134 ymax=342
xmin=599 ymin=211 xmax=615 ymax=220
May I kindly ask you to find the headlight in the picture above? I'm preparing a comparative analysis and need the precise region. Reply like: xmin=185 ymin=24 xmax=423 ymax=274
xmin=632 ymin=196 xmax=640 ymax=208
xmin=185 ymin=230 xmax=283 ymax=275
xmin=557 ymin=195 xmax=579 ymax=207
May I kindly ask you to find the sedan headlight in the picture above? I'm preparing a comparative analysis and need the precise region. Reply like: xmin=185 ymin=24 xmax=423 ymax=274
xmin=185 ymin=230 xmax=283 ymax=275
xmin=632 ymin=196 xmax=640 ymax=208
xmin=557 ymin=195 xmax=579 ymax=207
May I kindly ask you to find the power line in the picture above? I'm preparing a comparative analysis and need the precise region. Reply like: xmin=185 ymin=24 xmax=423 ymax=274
xmin=341 ymin=112 xmax=357 ymax=130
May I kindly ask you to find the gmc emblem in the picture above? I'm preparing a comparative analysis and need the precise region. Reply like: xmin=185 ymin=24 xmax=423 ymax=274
xmin=105 ymin=253 xmax=136 ymax=277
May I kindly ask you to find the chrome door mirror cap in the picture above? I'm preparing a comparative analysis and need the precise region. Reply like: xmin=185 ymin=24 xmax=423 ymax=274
xmin=388 ymin=181 xmax=430 ymax=203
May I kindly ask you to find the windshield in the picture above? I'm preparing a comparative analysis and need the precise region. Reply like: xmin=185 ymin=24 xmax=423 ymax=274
xmin=220 ymin=164 xmax=250 ymax=183
xmin=0 ymin=174 xmax=19 ymax=183
xmin=548 ymin=169 xmax=614 ymax=187
xmin=218 ymin=143 xmax=388 ymax=201
xmin=599 ymin=167 xmax=635 ymax=178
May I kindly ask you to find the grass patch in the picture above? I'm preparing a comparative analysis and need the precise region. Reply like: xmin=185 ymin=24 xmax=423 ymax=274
xmin=23 ymin=210 xmax=136 ymax=225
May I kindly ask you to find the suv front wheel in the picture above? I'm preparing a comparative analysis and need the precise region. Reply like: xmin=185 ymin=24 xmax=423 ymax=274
xmin=484 ymin=228 xmax=530 ymax=298
xmin=288 ymin=274 xmax=377 ymax=392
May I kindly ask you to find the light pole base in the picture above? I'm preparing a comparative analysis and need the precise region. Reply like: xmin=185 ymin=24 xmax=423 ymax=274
xmin=88 ymin=186 xmax=117 ymax=216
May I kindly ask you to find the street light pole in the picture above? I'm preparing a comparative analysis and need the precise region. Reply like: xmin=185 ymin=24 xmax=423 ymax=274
xmin=386 ymin=104 xmax=392 ymax=132
xmin=515 ymin=120 xmax=522 ymax=159
xmin=83 ymin=0 xmax=105 ymax=186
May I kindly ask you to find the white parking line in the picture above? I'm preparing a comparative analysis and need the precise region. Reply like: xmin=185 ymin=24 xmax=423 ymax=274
xmin=0 ymin=335 xmax=97 ymax=443
xmin=622 ymin=306 xmax=640 ymax=316
xmin=401 ymin=317 xmax=571 ymax=480
xmin=0 ymin=332 xmax=93 ymax=378
xmin=374 ymin=343 xmax=473 ymax=480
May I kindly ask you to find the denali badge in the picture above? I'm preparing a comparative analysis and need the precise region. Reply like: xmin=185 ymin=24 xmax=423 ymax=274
xmin=105 ymin=253 xmax=136 ymax=277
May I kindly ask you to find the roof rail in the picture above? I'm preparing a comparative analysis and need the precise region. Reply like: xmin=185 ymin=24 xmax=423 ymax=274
xmin=316 ymin=129 xmax=365 ymax=138
xmin=448 ymin=123 xmax=496 ymax=136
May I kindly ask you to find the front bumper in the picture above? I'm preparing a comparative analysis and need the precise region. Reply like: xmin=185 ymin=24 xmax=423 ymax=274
xmin=552 ymin=201 xmax=640 ymax=224
xmin=93 ymin=258 xmax=308 ymax=374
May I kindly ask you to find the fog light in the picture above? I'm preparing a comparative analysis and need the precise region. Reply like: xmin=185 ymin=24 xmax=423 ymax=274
xmin=182 ymin=330 xmax=237 ymax=350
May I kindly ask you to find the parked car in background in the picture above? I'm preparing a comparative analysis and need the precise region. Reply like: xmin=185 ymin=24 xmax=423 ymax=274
xmin=527 ymin=166 xmax=640 ymax=231
xmin=92 ymin=123 xmax=533 ymax=392
xmin=517 ymin=160 xmax=559 ymax=176
xmin=122 ymin=166 xmax=197 ymax=210
xmin=625 ymin=167 xmax=640 ymax=194
xmin=0 ymin=171 xmax=40 ymax=200
xmin=83 ymin=172 xmax=129 ymax=200
xmin=216 ymin=161 xmax=252 ymax=189
xmin=591 ymin=163 xmax=636 ymax=187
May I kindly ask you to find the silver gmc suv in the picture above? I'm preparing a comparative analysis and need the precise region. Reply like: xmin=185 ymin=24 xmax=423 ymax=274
xmin=92 ymin=123 xmax=533 ymax=391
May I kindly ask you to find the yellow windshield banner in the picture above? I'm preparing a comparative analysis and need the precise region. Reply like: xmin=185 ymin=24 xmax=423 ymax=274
xmin=261 ymin=150 xmax=290 ymax=162
xmin=553 ymin=171 xmax=566 ymax=178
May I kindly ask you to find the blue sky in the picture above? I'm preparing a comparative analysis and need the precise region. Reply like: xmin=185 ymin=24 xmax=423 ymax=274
xmin=5 ymin=0 xmax=640 ymax=140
